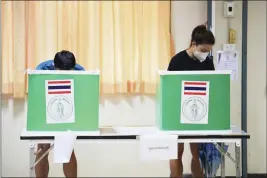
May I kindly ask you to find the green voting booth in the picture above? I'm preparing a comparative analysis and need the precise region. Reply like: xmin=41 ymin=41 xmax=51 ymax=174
xmin=26 ymin=70 xmax=100 ymax=131
xmin=156 ymin=70 xmax=231 ymax=131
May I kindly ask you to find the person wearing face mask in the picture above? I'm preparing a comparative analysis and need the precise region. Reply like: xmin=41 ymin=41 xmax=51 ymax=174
xmin=168 ymin=25 xmax=215 ymax=178
xmin=168 ymin=25 xmax=215 ymax=71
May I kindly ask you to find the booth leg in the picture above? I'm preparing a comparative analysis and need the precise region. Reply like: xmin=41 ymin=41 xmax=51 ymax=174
xmin=29 ymin=143 xmax=54 ymax=177
xmin=30 ymin=144 xmax=54 ymax=169
xmin=29 ymin=144 xmax=35 ymax=177
xmin=221 ymin=143 xmax=226 ymax=178
xmin=235 ymin=142 xmax=241 ymax=177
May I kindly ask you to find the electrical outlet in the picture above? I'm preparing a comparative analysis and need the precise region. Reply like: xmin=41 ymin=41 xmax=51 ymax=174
xmin=224 ymin=2 xmax=234 ymax=18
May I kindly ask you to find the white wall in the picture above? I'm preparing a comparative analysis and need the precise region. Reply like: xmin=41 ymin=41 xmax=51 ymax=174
xmin=213 ymin=1 xmax=243 ymax=130
xmin=171 ymin=1 xmax=207 ymax=52
xmin=2 ymin=1 xmax=267 ymax=177
xmin=214 ymin=1 xmax=267 ymax=173
xmin=247 ymin=1 xmax=267 ymax=173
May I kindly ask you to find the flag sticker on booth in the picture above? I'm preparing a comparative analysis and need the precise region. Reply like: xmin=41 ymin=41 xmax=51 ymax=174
xmin=180 ymin=81 xmax=210 ymax=124
xmin=45 ymin=79 xmax=75 ymax=124
xmin=47 ymin=80 xmax=72 ymax=95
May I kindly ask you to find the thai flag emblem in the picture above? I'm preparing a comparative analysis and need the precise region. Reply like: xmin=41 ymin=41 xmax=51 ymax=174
xmin=47 ymin=80 xmax=72 ymax=95
xmin=183 ymin=81 xmax=207 ymax=96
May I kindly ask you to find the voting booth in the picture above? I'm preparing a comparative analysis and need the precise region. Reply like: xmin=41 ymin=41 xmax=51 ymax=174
xmin=156 ymin=70 xmax=231 ymax=131
xmin=26 ymin=70 xmax=100 ymax=132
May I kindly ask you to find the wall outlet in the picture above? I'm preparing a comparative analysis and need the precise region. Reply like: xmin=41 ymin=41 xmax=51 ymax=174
xmin=224 ymin=2 xmax=234 ymax=18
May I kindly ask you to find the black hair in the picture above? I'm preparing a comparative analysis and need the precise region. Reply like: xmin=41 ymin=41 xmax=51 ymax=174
xmin=190 ymin=25 xmax=215 ymax=46
xmin=54 ymin=50 xmax=76 ymax=70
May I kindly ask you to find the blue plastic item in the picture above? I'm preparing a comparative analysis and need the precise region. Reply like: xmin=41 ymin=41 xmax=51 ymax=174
xmin=199 ymin=143 xmax=229 ymax=177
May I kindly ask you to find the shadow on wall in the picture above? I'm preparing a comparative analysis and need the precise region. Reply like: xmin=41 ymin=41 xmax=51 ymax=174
xmin=2 ymin=99 xmax=26 ymax=120
xmin=2 ymin=94 xmax=156 ymax=112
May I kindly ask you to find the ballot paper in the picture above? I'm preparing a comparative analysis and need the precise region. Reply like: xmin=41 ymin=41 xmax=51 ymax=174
xmin=139 ymin=134 xmax=178 ymax=161
xmin=53 ymin=131 xmax=77 ymax=163
xmin=216 ymin=50 xmax=238 ymax=81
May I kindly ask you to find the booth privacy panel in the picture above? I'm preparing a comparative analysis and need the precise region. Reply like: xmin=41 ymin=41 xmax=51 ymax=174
xmin=156 ymin=71 xmax=231 ymax=131
xmin=27 ymin=71 xmax=99 ymax=131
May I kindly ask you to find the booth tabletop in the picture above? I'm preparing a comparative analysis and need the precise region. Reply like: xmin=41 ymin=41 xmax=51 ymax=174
xmin=20 ymin=125 xmax=250 ymax=140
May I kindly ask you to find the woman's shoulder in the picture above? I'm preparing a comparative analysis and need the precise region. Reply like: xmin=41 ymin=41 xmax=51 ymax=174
xmin=168 ymin=50 xmax=187 ymax=71
xmin=170 ymin=50 xmax=188 ymax=64
xmin=172 ymin=50 xmax=187 ymax=60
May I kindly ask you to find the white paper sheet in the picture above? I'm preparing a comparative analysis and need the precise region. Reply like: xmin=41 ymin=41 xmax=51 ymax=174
xmin=53 ymin=131 xmax=77 ymax=163
xmin=139 ymin=134 xmax=177 ymax=161
xmin=45 ymin=79 xmax=75 ymax=124
xmin=180 ymin=81 xmax=210 ymax=124
xmin=216 ymin=50 xmax=238 ymax=81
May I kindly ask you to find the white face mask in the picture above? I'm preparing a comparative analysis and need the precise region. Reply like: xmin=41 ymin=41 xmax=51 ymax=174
xmin=193 ymin=51 xmax=209 ymax=62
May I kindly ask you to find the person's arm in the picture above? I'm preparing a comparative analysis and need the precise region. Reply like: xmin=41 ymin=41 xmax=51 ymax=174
xmin=206 ymin=58 xmax=215 ymax=70
xmin=211 ymin=62 xmax=215 ymax=70
xmin=209 ymin=62 xmax=215 ymax=70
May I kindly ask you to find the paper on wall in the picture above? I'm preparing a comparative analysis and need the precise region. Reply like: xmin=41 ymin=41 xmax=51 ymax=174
xmin=216 ymin=50 xmax=238 ymax=81
xmin=53 ymin=131 xmax=77 ymax=163
xmin=45 ymin=79 xmax=75 ymax=124
xmin=139 ymin=134 xmax=177 ymax=161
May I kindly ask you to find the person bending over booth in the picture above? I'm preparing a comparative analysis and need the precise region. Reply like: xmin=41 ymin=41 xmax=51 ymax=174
xmin=168 ymin=25 xmax=215 ymax=178
xmin=35 ymin=50 xmax=84 ymax=178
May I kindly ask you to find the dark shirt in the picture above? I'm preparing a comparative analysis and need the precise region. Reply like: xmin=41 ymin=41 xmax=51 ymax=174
xmin=167 ymin=50 xmax=215 ymax=71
